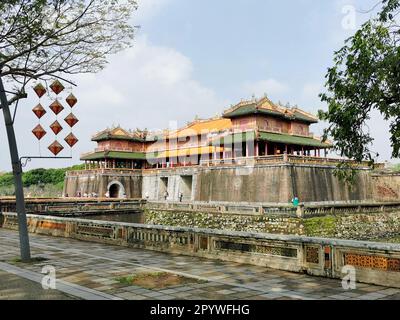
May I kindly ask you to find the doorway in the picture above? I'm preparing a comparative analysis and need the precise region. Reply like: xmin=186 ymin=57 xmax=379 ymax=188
xmin=109 ymin=184 xmax=120 ymax=198
xmin=107 ymin=180 xmax=126 ymax=198
xmin=159 ymin=177 xmax=169 ymax=200
xmin=180 ymin=175 xmax=193 ymax=201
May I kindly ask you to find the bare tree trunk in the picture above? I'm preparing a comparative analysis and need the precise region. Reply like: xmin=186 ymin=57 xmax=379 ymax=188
xmin=0 ymin=76 xmax=31 ymax=262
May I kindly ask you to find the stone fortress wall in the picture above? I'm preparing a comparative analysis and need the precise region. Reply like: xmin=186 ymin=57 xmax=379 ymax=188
xmin=64 ymin=163 xmax=400 ymax=203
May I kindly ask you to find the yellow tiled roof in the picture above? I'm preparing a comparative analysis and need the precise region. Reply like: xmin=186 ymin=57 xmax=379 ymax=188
xmin=169 ymin=118 xmax=232 ymax=139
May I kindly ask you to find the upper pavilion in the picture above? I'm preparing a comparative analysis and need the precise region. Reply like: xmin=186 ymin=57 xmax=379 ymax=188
xmin=80 ymin=96 xmax=331 ymax=169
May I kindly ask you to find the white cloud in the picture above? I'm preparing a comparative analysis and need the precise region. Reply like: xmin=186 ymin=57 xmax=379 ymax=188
xmin=242 ymin=79 xmax=289 ymax=99
xmin=0 ymin=35 xmax=227 ymax=170
xmin=0 ymin=1 xmax=186 ymax=170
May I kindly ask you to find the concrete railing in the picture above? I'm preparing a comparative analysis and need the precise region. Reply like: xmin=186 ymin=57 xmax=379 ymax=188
xmin=1 ymin=212 xmax=399 ymax=288
xmin=66 ymin=155 xmax=384 ymax=177
xmin=0 ymin=198 xmax=146 ymax=215
xmin=146 ymin=200 xmax=400 ymax=217
xmin=200 ymin=155 xmax=384 ymax=169
xmin=3 ymin=197 xmax=399 ymax=217
xmin=66 ymin=168 xmax=142 ymax=176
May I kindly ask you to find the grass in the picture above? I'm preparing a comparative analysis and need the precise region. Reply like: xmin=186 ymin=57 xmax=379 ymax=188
xmin=116 ymin=272 xmax=165 ymax=285
xmin=9 ymin=256 xmax=49 ymax=264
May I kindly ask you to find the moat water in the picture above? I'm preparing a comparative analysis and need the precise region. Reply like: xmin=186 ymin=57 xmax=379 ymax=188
xmin=80 ymin=212 xmax=145 ymax=224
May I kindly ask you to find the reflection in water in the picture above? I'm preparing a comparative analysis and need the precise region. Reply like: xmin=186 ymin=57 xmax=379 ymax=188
xmin=80 ymin=212 xmax=145 ymax=224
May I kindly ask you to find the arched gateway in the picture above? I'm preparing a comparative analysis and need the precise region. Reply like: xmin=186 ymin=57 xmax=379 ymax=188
xmin=107 ymin=181 xmax=126 ymax=198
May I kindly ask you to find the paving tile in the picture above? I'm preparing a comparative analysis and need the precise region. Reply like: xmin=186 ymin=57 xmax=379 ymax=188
xmin=377 ymin=288 xmax=400 ymax=295
xmin=0 ymin=228 xmax=399 ymax=301
xmin=216 ymin=289 xmax=236 ymax=295
xmin=358 ymin=293 xmax=387 ymax=300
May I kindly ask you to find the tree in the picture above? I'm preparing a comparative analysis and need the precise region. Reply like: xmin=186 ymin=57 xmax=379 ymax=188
xmin=319 ymin=0 xmax=400 ymax=164
xmin=0 ymin=0 xmax=138 ymax=261
xmin=0 ymin=0 xmax=138 ymax=105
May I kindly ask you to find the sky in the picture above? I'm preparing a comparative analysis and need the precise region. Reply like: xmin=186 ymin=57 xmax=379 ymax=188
xmin=0 ymin=0 xmax=395 ymax=171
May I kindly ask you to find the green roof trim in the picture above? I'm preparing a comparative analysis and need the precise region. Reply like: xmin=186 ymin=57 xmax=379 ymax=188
xmin=259 ymin=132 xmax=331 ymax=148
xmin=292 ymin=111 xmax=318 ymax=124
xmin=80 ymin=151 xmax=146 ymax=161
xmin=223 ymin=104 xmax=281 ymax=118
xmin=223 ymin=105 xmax=318 ymax=123
xmin=92 ymin=133 xmax=144 ymax=142
xmin=211 ymin=131 xmax=330 ymax=148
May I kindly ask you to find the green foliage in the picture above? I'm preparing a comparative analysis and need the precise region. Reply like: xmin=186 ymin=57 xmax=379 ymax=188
xmin=0 ymin=172 xmax=14 ymax=187
xmin=333 ymin=162 xmax=358 ymax=186
xmin=319 ymin=0 xmax=400 ymax=163
xmin=303 ymin=216 xmax=337 ymax=237
xmin=0 ymin=0 xmax=138 ymax=105
xmin=391 ymin=163 xmax=400 ymax=172
xmin=22 ymin=168 xmax=65 ymax=187
xmin=0 ymin=164 xmax=86 ymax=189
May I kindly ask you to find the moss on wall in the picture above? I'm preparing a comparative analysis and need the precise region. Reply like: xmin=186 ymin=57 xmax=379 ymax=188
xmin=144 ymin=209 xmax=303 ymax=235
xmin=144 ymin=208 xmax=400 ymax=242
xmin=302 ymin=216 xmax=337 ymax=237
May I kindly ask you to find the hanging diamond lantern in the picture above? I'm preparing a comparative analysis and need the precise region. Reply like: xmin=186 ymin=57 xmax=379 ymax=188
xmin=64 ymin=133 xmax=78 ymax=147
xmin=32 ymin=124 xmax=47 ymax=140
xmin=48 ymin=141 xmax=64 ymax=156
xmin=50 ymin=80 xmax=65 ymax=95
xmin=64 ymin=113 xmax=79 ymax=127
xmin=50 ymin=120 xmax=63 ymax=135
xmin=33 ymin=83 xmax=46 ymax=98
xmin=66 ymin=94 xmax=77 ymax=108
xmin=49 ymin=100 xmax=64 ymax=115
xmin=32 ymin=104 xmax=46 ymax=119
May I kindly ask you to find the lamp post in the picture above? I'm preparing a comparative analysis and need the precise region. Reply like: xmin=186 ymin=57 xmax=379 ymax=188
xmin=0 ymin=76 xmax=31 ymax=262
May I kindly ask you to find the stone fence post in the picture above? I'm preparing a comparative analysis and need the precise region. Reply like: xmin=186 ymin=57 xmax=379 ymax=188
xmin=296 ymin=204 xmax=305 ymax=218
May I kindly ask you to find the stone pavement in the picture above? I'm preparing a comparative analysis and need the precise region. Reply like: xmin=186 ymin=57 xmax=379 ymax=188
xmin=0 ymin=228 xmax=399 ymax=300
xmin=0 ymin=269 xmax=76 ymax=300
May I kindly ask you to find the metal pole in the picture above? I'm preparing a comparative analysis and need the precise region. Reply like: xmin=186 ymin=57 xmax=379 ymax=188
xmin=0 ymin=76 xmax=31 ymax=261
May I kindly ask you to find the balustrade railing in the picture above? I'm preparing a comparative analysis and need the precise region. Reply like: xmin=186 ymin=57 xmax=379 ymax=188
xmin=2 ymin=212 xmax=399 ymax=288
xmin=145 ymin=200 xmax=400 ymax=217
xmin=67 ymin=155 xmax=384 ymax=177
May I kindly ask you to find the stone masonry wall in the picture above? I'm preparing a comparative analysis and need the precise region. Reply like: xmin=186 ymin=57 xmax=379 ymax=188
xmin=372 ymin=173 xmax=400 ymax=201
xmin=64 ymin=173 xmax=142 ymax=198
xmin=144 ymin=209 xmax=303 ymax=235
xmin=65 ymin=164 xmax=390 ymax=203
xmin=144 ymin=209 xmax=400 ymax=242
xmin=303 ymin=212 xmax=400 ymax=241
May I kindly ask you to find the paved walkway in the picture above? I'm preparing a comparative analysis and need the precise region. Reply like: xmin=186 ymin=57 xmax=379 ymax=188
xmin=0 ymin=229 xmax=399 ymax=300
xmin=0 ymin=269 xmax=76 ymax=300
